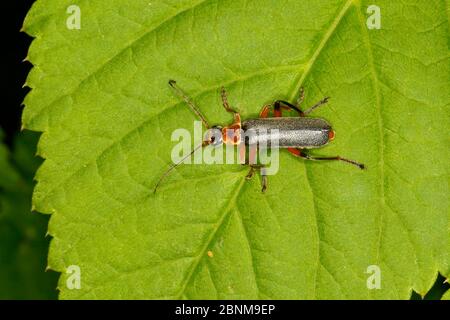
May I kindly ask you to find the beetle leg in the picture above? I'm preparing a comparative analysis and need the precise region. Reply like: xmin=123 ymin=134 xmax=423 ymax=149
xmin=245 ymin=166 xmax=256 ymax=179
xmin=260 ymin=88 xmax=329 ymax=118
xmin=287 ymin=148 xmax=365 ymax=169
xmin=261 ymin=170 xmax=268 ymax=193
xmin=243 ymin=164 xmax=268 ymax=192
xmin=296 ymin=87 xmax=305 ymax=108
xmin=247 ymin=143 xmax=257 ymax=165
xmin=259 ymin=103 xmax=285 ymax=118
xmin=259 ymin=101 xmax=304 ymax=118
xmin=221 ymin=86 xmax=242 ymax=128
xmin=303 ymin=96 xmax=330 ymax=115
xmin=239 ymin=142 xmax=246 ymax=164
xmin=220 ymin=86 xmax=238 ymax=114
xmin=274 ymin=100 xmax=304 ymax=117
xmin=259 ymin=104 xmax=272 ymax=118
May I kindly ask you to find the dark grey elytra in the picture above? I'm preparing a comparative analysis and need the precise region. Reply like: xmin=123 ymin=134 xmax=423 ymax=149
xmin=242 ymin=117 xmax=332 ymax=148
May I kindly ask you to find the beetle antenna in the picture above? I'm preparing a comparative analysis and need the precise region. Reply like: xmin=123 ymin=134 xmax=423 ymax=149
xmin=169 ymin=80 xmax=210 ymax=128
xmin=153 ymin=141 xmax=210 ymax=193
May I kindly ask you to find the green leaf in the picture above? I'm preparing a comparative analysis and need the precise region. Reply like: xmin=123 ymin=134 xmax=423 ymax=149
xmin=410 ymin=274 xmax=450 ymax=300
xmin=23 ymin=0 xmax=449 ymax=299
xmin=442 ymin=288 xmax=450 ymax=300
xmin=0 ymin=130 xmax=58 ymax=299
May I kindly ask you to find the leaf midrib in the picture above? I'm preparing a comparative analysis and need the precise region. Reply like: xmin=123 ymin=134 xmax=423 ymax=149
xmin=176 ymin=176 xmax=247 ymax=299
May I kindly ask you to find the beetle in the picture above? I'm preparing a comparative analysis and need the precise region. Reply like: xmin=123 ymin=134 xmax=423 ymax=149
xmin=153 ymin=80 xmax=365 ymax=193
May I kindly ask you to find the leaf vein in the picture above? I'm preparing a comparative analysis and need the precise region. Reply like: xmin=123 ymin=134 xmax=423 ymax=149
xmin=175 ymin=176 xmax=247 ymax=298
xmin=28 ymin=0 xmax=211 ymax=125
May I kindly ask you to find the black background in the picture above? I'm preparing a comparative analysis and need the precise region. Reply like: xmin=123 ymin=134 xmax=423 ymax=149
xmin=1 ymin=1 xmax=35 ymax=146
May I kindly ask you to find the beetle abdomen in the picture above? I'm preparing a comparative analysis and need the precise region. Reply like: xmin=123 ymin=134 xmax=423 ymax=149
xmin=242 ymin=117 xmax=332 ymax=148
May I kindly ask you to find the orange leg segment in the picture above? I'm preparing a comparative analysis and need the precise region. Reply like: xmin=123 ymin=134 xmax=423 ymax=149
xmin=259 ymin=101 xmax=304 ymax=118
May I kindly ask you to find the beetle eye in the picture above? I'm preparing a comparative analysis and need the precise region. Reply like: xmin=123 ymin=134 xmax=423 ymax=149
xmin=211 ymin=135 xmax=223 ymax=146
xmin=205 ymin=127 xmax=223 ymax=147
